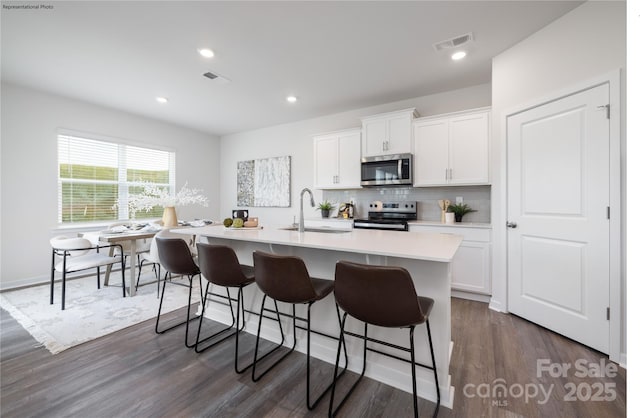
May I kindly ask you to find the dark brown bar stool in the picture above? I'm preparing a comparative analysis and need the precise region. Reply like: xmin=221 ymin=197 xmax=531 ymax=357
xmin=330 ymin=261 xmax=440 ymax=418
xmin=252 ymin=251 xmax=347 ymax=411
xmin=195 ymin=243 xmax=256 ymax=373
xmin=155 ymin=236 xmax=202 ymax=348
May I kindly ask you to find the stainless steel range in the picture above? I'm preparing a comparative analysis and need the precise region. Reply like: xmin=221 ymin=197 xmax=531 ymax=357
xmin=353 ymin=201 xmax=417 ymax=232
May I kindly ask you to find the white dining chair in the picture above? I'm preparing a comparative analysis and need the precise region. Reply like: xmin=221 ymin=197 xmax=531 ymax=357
xmin=50 ymin=236 xmax=126 ymax=310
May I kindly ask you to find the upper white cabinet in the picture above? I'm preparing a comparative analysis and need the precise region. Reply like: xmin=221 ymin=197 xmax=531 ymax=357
xmin=414 ymin=108 xmax=490 ymax=186
xmin=313 ymin=128 xmax=362 ymax=189
xmin=360 ymin=108 xmax=418 ymax=157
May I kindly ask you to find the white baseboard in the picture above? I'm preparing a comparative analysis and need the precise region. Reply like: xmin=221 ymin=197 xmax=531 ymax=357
xmin=204 ymin=301 xmax=455 ymax=409
xmin=489 ymin=297 xmax=506 ymax=313
xmin=452 ymin=290 xmax=491 ymax=303
xmin=618 ymin=353 xmax=626 ymax=369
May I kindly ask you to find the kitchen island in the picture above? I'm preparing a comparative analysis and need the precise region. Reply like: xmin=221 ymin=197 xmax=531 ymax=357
xmin=172 ymin=225 xmax=462 ymax=408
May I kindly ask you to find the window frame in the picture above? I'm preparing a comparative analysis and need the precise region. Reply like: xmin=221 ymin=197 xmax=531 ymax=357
xmin=56 ymin=129 xmax=176 ymax=225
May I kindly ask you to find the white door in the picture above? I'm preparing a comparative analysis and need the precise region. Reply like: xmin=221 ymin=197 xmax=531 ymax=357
xmin=507 ymin=83 xmax=610 ymax=353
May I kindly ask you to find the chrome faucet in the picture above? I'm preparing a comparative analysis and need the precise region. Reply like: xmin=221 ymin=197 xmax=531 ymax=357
xmin=299 ymin=188 xmax=316 ymax=232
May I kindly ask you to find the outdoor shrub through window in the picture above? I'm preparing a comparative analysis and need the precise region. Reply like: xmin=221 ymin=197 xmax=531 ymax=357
xmin=57 ymin=133 xmax=175 ymax=224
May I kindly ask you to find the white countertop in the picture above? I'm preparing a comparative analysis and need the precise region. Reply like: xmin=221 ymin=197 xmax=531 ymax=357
xmin=173 ymin=225 xmax=463 ymax=263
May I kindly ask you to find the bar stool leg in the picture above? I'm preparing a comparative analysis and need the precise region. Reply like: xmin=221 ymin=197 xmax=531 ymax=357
xmin=329 ymin=315 xmax=369 ymax=417
xmin=194 ymin=283 xmax=236 ymax=353
xmin=409 ymin=326 xmax=419 ymax=418
xmin=235 ymin=286 xmax=254 ymax=374
xmin=155 ymin=272 xmax=200 ymax=348
xmin=426 ymin=320 xmax=440 ymax=417
xmin=251 ymin=294 xmax=293 ymax=382
xmin=305 ymin=302 xmax=349 ymax=410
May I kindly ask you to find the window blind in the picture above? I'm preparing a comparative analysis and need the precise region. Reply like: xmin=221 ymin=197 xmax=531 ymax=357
xmin=57 ymin=134 xmax=175 ymax=224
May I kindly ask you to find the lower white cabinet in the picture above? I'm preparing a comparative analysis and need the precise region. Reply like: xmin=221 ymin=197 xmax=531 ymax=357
xmin=409 ymin=224 xmax=492 ymax=295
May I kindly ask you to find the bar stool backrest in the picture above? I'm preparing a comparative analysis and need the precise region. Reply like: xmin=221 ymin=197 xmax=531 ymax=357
xmin=334 ymin=261 xmax=426 ymax=328
xmin=253 ymin=251 xmax=317 ymax=303
xmin=156 ymin=237 xmax=199 ymax=276
xmin=197 ymin=243 xmax=247 ymax=287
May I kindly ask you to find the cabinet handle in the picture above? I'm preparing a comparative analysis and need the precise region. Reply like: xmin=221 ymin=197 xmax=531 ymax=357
xmin=449 ymin=168 xmax=453 ymax=180
xmin=445 ymin=168 xmax=448 ymax=180
xmin=336 ymin=175 xmax=339 ymax=184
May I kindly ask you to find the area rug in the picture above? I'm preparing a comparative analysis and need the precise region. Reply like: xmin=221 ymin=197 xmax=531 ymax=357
xmin=0 ymin=270 xmax=199 ymax=354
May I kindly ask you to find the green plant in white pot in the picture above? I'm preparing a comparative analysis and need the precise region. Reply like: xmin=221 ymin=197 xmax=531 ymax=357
xmin=447 ymin=203 xmax=477 ymax=222
xmin=317 ymin=200 xmax=335 ymax=218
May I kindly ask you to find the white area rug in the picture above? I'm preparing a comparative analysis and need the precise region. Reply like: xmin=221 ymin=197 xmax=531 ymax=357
xmin=0 ymin=271 xmax=199 ymax=354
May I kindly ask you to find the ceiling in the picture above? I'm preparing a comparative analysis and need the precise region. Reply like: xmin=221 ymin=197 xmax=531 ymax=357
xmin=1 ymin=1 xmax=582 ymax=137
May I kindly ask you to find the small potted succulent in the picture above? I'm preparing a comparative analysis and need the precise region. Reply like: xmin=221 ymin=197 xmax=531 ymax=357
xmin=317 ymin=200 xmax=335 ymax=218
xmin=447 ymin=203 xmax=477 ymax=223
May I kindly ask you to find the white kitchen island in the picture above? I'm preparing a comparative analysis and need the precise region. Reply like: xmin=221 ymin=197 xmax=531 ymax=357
xmin=172 ymin=225 xmax=462 ymax=408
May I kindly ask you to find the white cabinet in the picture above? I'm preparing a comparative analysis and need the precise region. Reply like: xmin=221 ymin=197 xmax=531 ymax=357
xmin=361 ymin=108 xmax=418 ymax=157
xmin=313 ymin=128 xmax=362 ymax=189
xmin=414 ymin=108 xmax=490 ymax=186
xmin=408 ymin=224 xmax=492 ymax=295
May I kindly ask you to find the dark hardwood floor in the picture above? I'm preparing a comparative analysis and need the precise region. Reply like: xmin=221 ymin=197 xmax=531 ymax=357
xmin=0 ymin=298 xmax=626 ymax=417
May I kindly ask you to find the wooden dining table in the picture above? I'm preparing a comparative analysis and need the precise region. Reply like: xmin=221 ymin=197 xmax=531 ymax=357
xmin=99 ymin=230 xmax=157 ymax=296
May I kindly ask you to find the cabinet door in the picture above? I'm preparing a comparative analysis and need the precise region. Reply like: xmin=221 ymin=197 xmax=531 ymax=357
xmin=449 ymin=111 xmax=489 ymax=184
xmin=361 ymin=118 xmax=387 ymax=157
xmin=451 ymin=242 xmax=491 ymax=294
xmin=387 ymin=113 xmax=412 ymax=154
xmin=413 ymin=119 xmax=449 ymax=186
xmin=337 ymin=131 xmax=362 ymax=188
xmin=313 ymin=135 xmax=339 ymax=189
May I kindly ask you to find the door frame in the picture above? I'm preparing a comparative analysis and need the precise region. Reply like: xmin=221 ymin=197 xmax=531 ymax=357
xmin=491 ymin=69 xmax=622 ymax=362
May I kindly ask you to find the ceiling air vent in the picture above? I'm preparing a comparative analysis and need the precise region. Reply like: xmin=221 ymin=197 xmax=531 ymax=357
xmin=433 ymin=32 xmax=474 ymax=52
xmin=202 ymin=71 xmax=230 ymax=84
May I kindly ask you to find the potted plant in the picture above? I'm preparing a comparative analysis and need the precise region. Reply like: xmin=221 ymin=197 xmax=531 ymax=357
xmin=447 ymin=203 xmax=477 ymax=223
xmin=317 ymin=200 xmax=335 ymax=218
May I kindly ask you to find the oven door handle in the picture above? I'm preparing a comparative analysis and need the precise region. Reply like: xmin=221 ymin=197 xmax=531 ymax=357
xmin=354 ymin=222 xmax=407 ymax=230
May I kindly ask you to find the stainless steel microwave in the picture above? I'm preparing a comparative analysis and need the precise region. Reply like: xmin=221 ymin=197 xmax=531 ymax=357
xmin=361 ymin=153 xmax=413 ymax=187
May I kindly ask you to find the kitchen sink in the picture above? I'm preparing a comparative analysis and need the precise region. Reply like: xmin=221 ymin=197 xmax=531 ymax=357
xmin=279 ymin=226 xmax=351 ymax=234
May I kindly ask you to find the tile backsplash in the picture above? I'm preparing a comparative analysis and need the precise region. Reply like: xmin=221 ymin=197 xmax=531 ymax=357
xmin=322 ymin=185 xmax=491 ymax=223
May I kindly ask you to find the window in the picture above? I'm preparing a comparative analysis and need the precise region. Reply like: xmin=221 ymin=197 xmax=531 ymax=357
xmin=57 ymin=133 xmax=175 ymax=224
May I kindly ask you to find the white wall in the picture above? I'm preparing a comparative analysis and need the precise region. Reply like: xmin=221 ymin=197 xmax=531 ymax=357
xmin=490 ymin=1 xmax=626 ymax=358
xmin=219 ymin=83 xmax=491 ymax=225
xmin=0 ymin=82 xmax=220 ymax=289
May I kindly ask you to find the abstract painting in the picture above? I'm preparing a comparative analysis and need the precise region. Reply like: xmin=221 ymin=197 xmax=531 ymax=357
xmin=237 ymin=155 xmax=290 ymax=207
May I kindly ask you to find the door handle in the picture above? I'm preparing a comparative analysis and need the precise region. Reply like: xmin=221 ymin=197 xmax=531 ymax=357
xmin=506 ymin=221 xmax=518 ymax=228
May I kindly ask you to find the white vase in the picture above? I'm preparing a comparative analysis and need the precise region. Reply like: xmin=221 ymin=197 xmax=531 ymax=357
xmin=162 ymin=206 xmax=178 ymax=228
xmin=445 ymin=212 xmax=455 ymax=224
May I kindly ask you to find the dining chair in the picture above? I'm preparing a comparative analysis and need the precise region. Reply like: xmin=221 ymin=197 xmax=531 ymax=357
xmin=49 ymin=236 xmax=126 ymax=310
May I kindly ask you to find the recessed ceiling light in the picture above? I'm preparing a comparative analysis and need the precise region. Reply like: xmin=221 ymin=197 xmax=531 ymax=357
xmin=286 ymin=96 xmax=297 ymax=103
xmin=156 ymin=97 xmax=168 ymax=104
xmin=451 ymin=51 xmax=467 ymax=61
xmin=198 ymin=48 xmax=215 ymax=58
